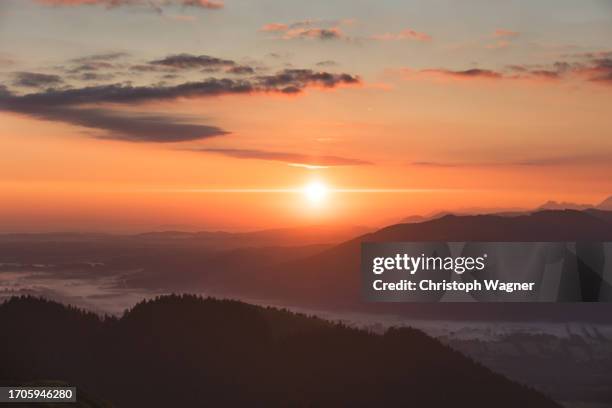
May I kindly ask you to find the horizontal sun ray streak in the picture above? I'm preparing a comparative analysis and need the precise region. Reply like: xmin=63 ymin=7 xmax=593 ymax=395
xmin=142 ymin=188 xmax=465 ymax=193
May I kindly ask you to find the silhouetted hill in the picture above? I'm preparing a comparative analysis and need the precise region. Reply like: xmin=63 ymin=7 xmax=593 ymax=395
xmin=136 ymin=224 xmax=371 ymax=248
xmin=599 ymin=195 xmax=612 ymax=210
xmin=0 ymin=295 xmax=559 ymax=407
xmin=2 ymin=210 xmax=612 ymax=323
xmin=537 ymin=200 xmax=593 ymax=211
xmin=400 ymin=208 xmax=525 ymax=224
xmin=534 ymin=195 xmax=612 ymax=211
xmin=252 ymin=210 xmax=612 ymax=322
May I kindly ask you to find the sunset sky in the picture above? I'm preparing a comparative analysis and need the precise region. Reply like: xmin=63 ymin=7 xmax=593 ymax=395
xmin=1 ymin=0 xmax=612 ymax=232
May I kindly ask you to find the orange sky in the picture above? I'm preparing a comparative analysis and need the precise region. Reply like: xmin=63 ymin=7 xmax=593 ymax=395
xmin=1 ymin=0 xmax=611 ymax=231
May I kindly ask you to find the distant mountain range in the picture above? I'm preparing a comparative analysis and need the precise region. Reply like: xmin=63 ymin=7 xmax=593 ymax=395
xmin=0 ymin=224 xmax=371 ymax=249
xmin=400 ymin=195 xmax=612 ymax=224
xmin=1 ymin=209 xmax=612 ymax=323
xmin=251 ymin=209 xmax=612 ymax=322
xmin=538 ymin=195 xmax=612 ymax=211
xmin=0 ymin=295 xmax=560 ymax=408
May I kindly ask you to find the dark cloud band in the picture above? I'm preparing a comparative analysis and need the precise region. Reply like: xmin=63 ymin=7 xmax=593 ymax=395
xmin=0 ymin=67 xmax=360 ymax=143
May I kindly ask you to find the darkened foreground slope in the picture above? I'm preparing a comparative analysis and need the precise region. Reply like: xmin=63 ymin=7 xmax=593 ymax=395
xmin=0 ymin=295 xmax=559 ymax=408
xmin=251 ymin=210 xmax=612 ymax=322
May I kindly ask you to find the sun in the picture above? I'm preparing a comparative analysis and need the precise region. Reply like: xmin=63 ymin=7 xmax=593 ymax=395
xmin=303 ymin=181 xmax=329 ymax=205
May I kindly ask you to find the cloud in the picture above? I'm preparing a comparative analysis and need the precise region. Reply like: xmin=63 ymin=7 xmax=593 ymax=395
xmin=582 ymin=57 xmax=612 ymax=84
xmin=370 ymin=28 xmax=432 ymax=42
xmin=70 ymin=52 xmax=130 ymax=63
xmin=0 ymin=65 xmax=360 ymax=142
xmin=180 ymin=0 xmax=222 ymax=9
xmin=1 ymin=82 xmax=228 ymax=143
xmin=485 ymin=40 xmax=511 ymax=50
xmin=190 ymin=148 xmax=373 ymax=167
xmin=255 ymin=69 xmax=360 ymax=93
xmin=2 ymin=69 xmax=359 ymax=107
xmin=283 ymin=27 xmax=343 ymax=40
xmin=494 ymin=29 xmax=520 ymax=38
xmin=410 ymin=54 xmax=612 ymax=85
xmin=149 ymin=53 xmax=236 ymax=70
xmin=315 ymin=60 xmax=337 ymax=67
xmin=69 ymin=72 xmax=116 ymax=81
xmin=410 ymin=161 xmax=464 ymax=168
xmin=28 ymin=107 xmax=227 ymax=142
xmin=260 ymin=19 xmax=350 ymax=41
xmin=0 ymin=56 xmax=17 ymax=67
xmin=1 ymin=80 xmax=251 ymax=107
xmin=260 ymin=23 xmax=288 ymax=32
xmin=34 ymin=0 xmax=223 ymax=10
xmin=420 ymin=68 xmax=503 ymax=80
xmin=567 ymin=51 xmax=612 ymax=59
xmin=59 ymin=52 xmax=129 ymax=75
xmin=12 ymin=72 xmax=65 ymax=88
xmin=411 ymin=154 xmax=612 ymax=168
xmin=0 ymin=83 xmax=226 ymax=142
xmin=485 ymin=29 xmax=520 ymax=50
xmin=226 ymin=65 xmax=255 ymax=75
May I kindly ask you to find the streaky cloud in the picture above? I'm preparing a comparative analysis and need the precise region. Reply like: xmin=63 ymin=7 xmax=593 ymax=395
xmin=420 ymin=68 xmax=503 ymax=80
xmin=12 ymin=72 xmax=64 ymax=88
xmin=0 ymin=67 xmax=360 ymax=142
xmin=413 ymin=54 xmax=612 ymax=85
xmin=494 ymin=29 xmax=520 ymax=38
xmin=149 ymin=54 xmax=236 ymax=70
xmin=190 ymin=148 xmax=373 ymax=167
xmin=411 ymin=154 xmax=612 ymax=168
xmin=4 ymin=104 xmax=228 ymax=143
xmin=260 ymin=19 xmax=351 ymax=41
xmin=34 ymin=0 xmax=223 ymax=10
xmin=370 ymin=28 xmax=432 ymax=42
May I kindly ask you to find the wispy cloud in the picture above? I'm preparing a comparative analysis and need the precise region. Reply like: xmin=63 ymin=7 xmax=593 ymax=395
xmin=189 ymin=147 xmax=373 ymax=167
xmin=34 ymin=0 xmax=223 ymax=10
xmin=284 ymin=27 xmax=343 ymax=40
xmin=370 ymin=28 xmax=432 ymax=42
xmin=149 ymin=54 xmax=236 ymax=70
xmin=315 ymin=60 xmax=337 ymax=67
xmin=0 ymin=55 xmax=360 ymax=143
xmin=485 ymin=40 xmax=511 ymax=50
xmin=485 ymin=29 xmax=520 ymax=50
xmin=58 ymin=52 xmax=129 ymax=78
xmin=419 ymin=68 xmax=502 ymax=80
xmin=493 ymin=29 xmax=519 ymax=38
xmin=411 ymin=154 xmax=612 ymax=168
xmin=255 ymin=69 xmax=359 ymax=92
xmin=260 ymin=23 xmax=288 ymax=32
xmin=12 ymin=72 xmax=64 ymax=88
xmin=405 ymin=53 xmax=612 ymax=86
xmin=259 ymin=19 xmax=352 ymax=41
xmin=24 ymin=107 xmax=228 ymax=142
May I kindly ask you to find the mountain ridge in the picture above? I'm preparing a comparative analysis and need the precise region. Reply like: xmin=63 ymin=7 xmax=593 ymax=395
xmin=0 ymin=295 xmax=560 ymax=408
xmin=247 ymin=210 xmax=612 ymax=322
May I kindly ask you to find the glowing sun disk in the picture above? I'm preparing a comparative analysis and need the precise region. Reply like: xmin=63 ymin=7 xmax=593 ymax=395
xmin=303 ymin=181 xmax=328 ymax=204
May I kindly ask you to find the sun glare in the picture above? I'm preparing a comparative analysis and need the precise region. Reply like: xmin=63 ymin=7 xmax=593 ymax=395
xmin=303 ymin=181 xmax=329 ymax=205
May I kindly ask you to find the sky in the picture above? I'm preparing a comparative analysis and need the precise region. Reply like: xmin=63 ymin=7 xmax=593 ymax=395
xmin=1 ymin=0 xmax=612 ymax=232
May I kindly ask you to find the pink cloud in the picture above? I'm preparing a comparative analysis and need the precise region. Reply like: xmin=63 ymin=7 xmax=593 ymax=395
xmin=419 ymin=68 xmax=503 ymax=80
xmin=260 ymin=23 xmax=289 ymax=32
xmin=35 ymin=0 xmax=223 ymax=9
xmin=494 ymin=29 xmax=520 ymax=38
xmin=283 ymin=27 xmax=343 ymax=40
xmin=260 ymin=20 xmax=347 ymax=41
xmin=404 ymin=57 xmax=612 ymax=85
xmin=486 ymin=40 xmax=511 ymax=50
xmin=371 ymin=28 xmax=432 ymax=42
